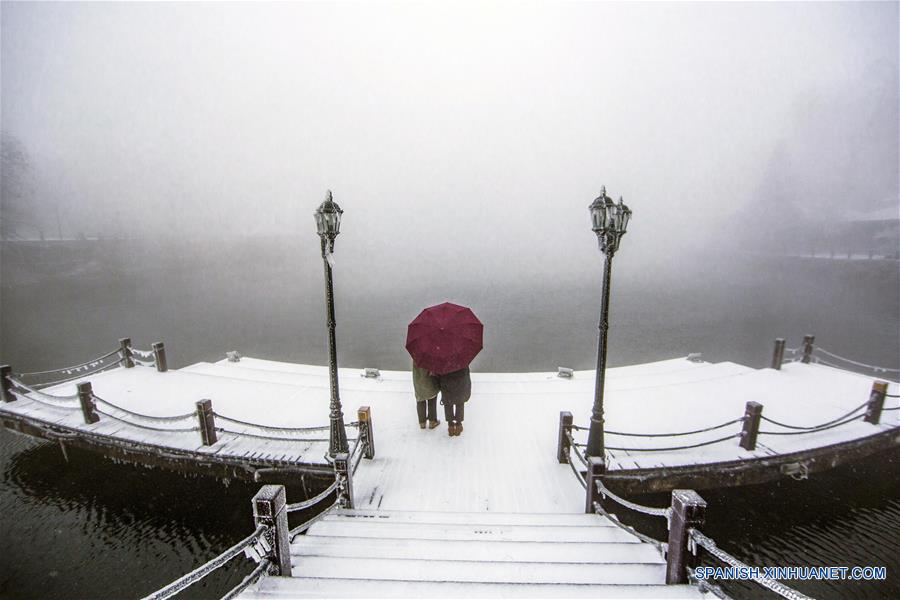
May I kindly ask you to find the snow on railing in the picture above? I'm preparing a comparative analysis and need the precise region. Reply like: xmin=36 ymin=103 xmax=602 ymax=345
xmin=142 ymin=523 xmax=271 ymax=600
xmin=141 ymin=429 xmax=376 ymax=598
xmin=689 ymin=529 xmax=813 ymax=600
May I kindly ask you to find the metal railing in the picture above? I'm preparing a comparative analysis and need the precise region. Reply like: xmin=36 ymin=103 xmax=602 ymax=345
xmin=142 ymin=524 xmax=271 ymax=600
xmin=563 ymin=453 xmax=813 ymax=599
xmin=144 ymin=419 xmax=376 ymax=599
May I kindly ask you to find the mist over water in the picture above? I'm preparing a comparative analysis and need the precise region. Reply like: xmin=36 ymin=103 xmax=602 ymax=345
xmin=1 ymin=2 xmax=898 ymax=599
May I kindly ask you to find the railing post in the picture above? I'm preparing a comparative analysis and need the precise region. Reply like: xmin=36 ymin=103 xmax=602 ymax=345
xmin=666 ymin=489 xmax=707 ymax=584
xmin=864 ymin=381 xmax=888 ymax=425
xmin=77 ymin=382 xmax=99 ymax=424
xmin=771 ymin=338 xmax=786 ymax=370
xmin=739 ymin=401 xmax=762 ymax=451
xmin=252 ymin=485 xmax=292 ymax=577
xmin=557 ymin=411 xmax=573 ymax=463
xmin=119 ymin=337 xmax=134 ymax=368
xmin=196 ymin=399 xmax=217 ymax=445
xmin=358 ymin=406 xmax=374 ymax=459
xmin=1 ymin=366 xmax=15 ymax=402
xmin=152 ymin=342 xmax=168 ymax=373
xmin=801 ymin=334 xmax=815 ymax=364
xmin=584 ymin=456 xmax=605 ymax=514
xmin=334 ymin=452 xmax=354 ymax=509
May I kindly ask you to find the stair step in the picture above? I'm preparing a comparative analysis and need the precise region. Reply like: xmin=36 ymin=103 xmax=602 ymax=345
xmin=305 ymin=520 xmax=640 ymax=543
xmin=326 ymin=509 xmax=613 ymax=527
xmin=245 ymin=577 xmax=705 ymax=598
xmin=291 ymin=556 xmax=667 ymax=585
xmin=293 ymin=536 xmax=665 ymax=564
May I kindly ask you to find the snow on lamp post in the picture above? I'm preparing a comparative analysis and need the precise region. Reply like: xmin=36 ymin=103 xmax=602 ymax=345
xmin=585 ymin=186 xmax=632 ymax=459
xmin=315 ymin=190 xmax=348 ymax=457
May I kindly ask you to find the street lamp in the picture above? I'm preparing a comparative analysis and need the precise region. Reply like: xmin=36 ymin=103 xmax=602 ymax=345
xmin=314 ymin=190 xmax=348 ymax=457
xmin=585 ymin=186 xmax=632 ymax=459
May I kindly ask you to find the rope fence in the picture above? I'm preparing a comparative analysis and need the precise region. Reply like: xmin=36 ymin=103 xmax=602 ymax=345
xmin=8 ymin=388 xmax=79 ymax=410
xmin=689 ymin=529 xmax=813 ymax=600
xmin=759 ymin=401 xmax=868 ymax=431
xmin=7 ymin=376 xmax=79 ymax=403
xmin=220 ymin=559 xmax=272 ymax=600
xmin=212 ymin=412 xmax=332 ymax=434
xmin=606 ymin=417 xmax=746 ymax=438
xmin=93 ymin=395 xmax=196 ymax=423
xmin=813 ymin=347 xmax=900 ymax=374
xmin=592 ymin=500 xmax=667 ymax=551
xmin=594 ymin=478 xmax=669 ymax=518
xmin=604 ymin=433 xmax=741 ymax=453
xmin=16 ymin=348 xmax=122 ymax=380
xmin=214 ymin=428 xmax=333 ymax=444
xmin=95 ymin=409 xmax=201 ymax=434
xmin=759 ymin=413 xmax=864 ymax=437
xmin=290 ymin=499 xmax=341 ymax=540
xmin=142 ymin=524 xmax=269 ymax=600
xmin=287 ymin=480 xmax=339 ymax=513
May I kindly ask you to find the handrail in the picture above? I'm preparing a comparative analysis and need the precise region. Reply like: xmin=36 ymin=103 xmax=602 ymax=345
xmin=286 ymin=480 xmax=339 ymax=513
xmin=685 ymin=567 xmax=732 ymax=600
xmin=605 ymin=433 xmax=741 ymax=453
xmin=142 ymin=524 xmax=269 ymax=600
xmin=594 ymin=478 xmax=669 ymax=518
xmin=592 ymin=501 xmax=666 ymax=551
xmin=689 ymin=529 xmax=812 ymax=600
xmin=759 ymin=412 xmax=865 ymax=436
xmin=214 ymin=428 xmax=334 ymax=443
xmin=759 ymin=401 xmax=868 ymax=431
xmin=568 ymin=417 xmax=747 ymax=439
xmin=95 ymin=409 xmax=201 ymax=433
xmin=220 ymin=559 xmax=271 ymax=600
xmin=566 ymin=452 xmax=587 ymax=489
xmin=16 ymin=348 xmax=122 ymax=379
xmin=212 ymin=412 xmax=333 ymax=433
xmin=7 ymin=376 xmax=79 ymax=401
xmin=8 ymin=388 xmax=79 ymax=409
xmin=289 ymin=498 xmax=341 ymax=541
xmin=606 ymin=417 xmax=746 ymax=438
xmin=813 ymin=347 xmax=900 ymax=374
xmin=93 ymin=395 xmax=196 ymax=422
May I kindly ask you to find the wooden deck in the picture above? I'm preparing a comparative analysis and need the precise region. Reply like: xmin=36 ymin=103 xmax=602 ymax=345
xmin=1 ymin=354 xmax=896 ymax=494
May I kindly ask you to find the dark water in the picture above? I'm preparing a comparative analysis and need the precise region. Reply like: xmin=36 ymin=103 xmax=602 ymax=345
xmin=0 ymin=238 xmax=898 ymax=599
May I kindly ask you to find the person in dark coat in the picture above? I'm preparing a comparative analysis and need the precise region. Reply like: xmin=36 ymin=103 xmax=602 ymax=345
xmin=412 ymin=363 xmax=471 ymax=436
xmin=412 ymin=363 xmax=441 ymax=430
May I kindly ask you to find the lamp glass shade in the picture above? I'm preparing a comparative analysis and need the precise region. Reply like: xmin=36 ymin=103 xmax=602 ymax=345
xmin=618 ymin=201 xmax=631 ymax=234
xmin=589 ymin=197 xmax=608 ymax=232
xmin=314 ymin=195 xmax=343 ymax=237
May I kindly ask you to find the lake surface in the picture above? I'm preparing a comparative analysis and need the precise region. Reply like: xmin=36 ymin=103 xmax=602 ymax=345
xmin=0 ymin=238 xmax=897 ymax=599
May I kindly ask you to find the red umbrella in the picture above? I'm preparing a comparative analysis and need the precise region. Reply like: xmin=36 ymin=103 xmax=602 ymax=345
xmin=406 ymin=302 xmax=483 ymax=375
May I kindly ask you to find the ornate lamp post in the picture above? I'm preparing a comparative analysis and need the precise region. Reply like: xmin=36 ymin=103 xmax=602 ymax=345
xmin=315 ymin=190 xmax=348 ymax=457
xmin=585 ymin=186 xmax=632 ymax=459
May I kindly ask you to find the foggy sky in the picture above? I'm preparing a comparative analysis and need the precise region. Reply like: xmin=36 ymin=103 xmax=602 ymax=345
xmin=1 ymin=1 xmax=897 ymax=282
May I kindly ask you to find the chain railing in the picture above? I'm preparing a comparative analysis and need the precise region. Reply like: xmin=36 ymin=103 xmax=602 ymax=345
xmin=12 ymin=348 xmax=123 ymax=389
xmin=142 ymin=524 xmax=270 ymax=600
xmin=813 ymin=347 xmax=900 ymax=375
xmin=689 ymin=529 xmax=813 ymax=600
xmin=560 ymin=451 xmax=816 ymax=597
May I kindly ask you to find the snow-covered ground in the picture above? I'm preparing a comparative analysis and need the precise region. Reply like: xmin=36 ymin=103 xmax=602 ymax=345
xmin=2 ymin=355 xmax=895 ymax=509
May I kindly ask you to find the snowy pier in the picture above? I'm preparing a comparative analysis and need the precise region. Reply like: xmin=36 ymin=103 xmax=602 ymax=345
xmin=1 ymin=338 xmax=898 ymax=598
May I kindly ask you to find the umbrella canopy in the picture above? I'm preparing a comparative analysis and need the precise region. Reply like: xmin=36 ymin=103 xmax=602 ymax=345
xmin=406 ymin=302 xmax=483 ymax=375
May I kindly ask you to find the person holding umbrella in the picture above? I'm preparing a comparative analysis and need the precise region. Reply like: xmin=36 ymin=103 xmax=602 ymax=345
xmin=406 ymin=302 xmax=483 ymax=437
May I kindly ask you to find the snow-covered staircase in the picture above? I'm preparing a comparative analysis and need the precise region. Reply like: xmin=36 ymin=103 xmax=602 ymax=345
xmin=243 ymin=509 xmax=705 ymax=598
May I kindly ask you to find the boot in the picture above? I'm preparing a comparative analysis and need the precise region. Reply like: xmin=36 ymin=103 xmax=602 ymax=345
xmin=428 ymin=419 xmax=441 ymax=429
xmin=456 ymin=421 xmax=464 ymax=436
